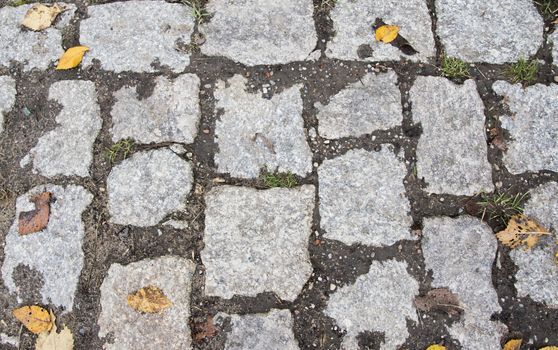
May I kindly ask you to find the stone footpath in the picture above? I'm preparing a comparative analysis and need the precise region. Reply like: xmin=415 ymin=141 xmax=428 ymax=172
xmin=0 ymin=0 xmax=557 ymax=349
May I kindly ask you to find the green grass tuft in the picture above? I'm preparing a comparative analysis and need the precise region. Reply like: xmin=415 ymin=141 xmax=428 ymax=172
xmin=181 ymin=0 xmax=208 ymax=23
xmin=507 ymin=58 xmax=539 ymax=84
xmin=10 ymin=0 xmax=29 ymax=6
xmin=105 ymin=139 xmax=134 ymax=163
xmin=535 ymin=0 xmax=558 ymax=19
xmin=262 ymin=172 xmax=297 ymax=189
xmin=477 ymin=191 xmax=529 ymax=224
xmin=441 ymin=56 xmax=470 ymax=79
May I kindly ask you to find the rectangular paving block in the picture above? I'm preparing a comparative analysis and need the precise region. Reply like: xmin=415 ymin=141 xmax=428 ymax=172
xmin=316 ymin=71 xmax=402 ymax=139
xmin=492 ymin=81 xmax=558 ymax=174
xmin=422 ymin=216 xmax=507 ymax=349
xmin=410 ymin=77 xmax=493 ymax=195
xmin=80 ymin=1 xmax=194 ymax=72
xmin=98 ymin=256 xmax=196 ymax=350
xmin=0 ymin=76 xmax=16 ymax=134
xmin=326 ymin=0 xmax=435 ymax=62
xmin=436 ymin=0 xmax=543 ymax=63
xmin=318 ymin=147 xmax=414 ymax=247
xmin=1 ymin=185 xmax=93 ymax=312
xmin=214 ymin=75 xmax=312 ymax=178
xmin=0 ymin=4 xmax=76 ymax=70
xmin=201 ymin=185 xmax=314 ymax=301
xmin=200 ymin=0 xmax=317 ymax=65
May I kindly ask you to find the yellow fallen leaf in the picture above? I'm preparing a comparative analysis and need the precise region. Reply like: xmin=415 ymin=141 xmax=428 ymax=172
xmin=127 ymin=285 xmax=172 ymax=313
xmin=21 ymin=4 xmax=65 ymax=31
xmin=503 ymin=339 xmax=522 ymax=350
xmin=426 ymin=345 xmax=446 ymax=350
xmin=540 ymin=347 xmax=558 ymax=350
xmin=12 ymin=305 xmax=53 ymax=334
xmin=496 ymin=214 xmax=549 ymax=250
xmin=56 ymin=46 xmax=89 ymax=70
xmin=375 ymin=25 xmax=400 ymax=43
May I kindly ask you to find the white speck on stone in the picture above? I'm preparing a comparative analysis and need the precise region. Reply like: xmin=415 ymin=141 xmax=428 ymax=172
xmin=24 ymin=80 xmax=101 ymax=177
xmin=201 ymin=185 xmax=314 ymax=301
xmin=316 ymin=71 xmax=402 ymax=139
xmin=0 ymin=4 xmax=76 ymax=70
xmin=326 ymin=0 xmax=435 ymax=62
xmin=80 ymin=1 xmax=194 ymax=72
xmin=111 ymin=75 xmax=200 ymax=144
xmin=98 ymin=256 xmax=196 ymax=350
xmin=1 ymin=185 xmax=93 ymax=312
xmin=422 ymin=216 xmax=507 ymax=349
xmin=325 ymin=260 xmax=419 ymax=350
xmin=0 ymin=75 xmax=16 ymax=134
xmin=436 ymin=0 xmax=543 ymax=64
xmin=492 ymin=81 xmax=558 ymax=174
xmin=214 ymin=75 xmax=312 ymax=178
xmin=510 ymin=181 xmax=558 ymax=308
xmin=411 ymin=77 xmax=493 ymax=195
xmin=319 ymin=147 xmax=414 ymax=247
xmin=107 ymin=148 xmax=193 ymax=227
xmin=216 ymin=309 xmax=299 ymax=350
xmin=200 ymin=0 xmax=317 ymax=66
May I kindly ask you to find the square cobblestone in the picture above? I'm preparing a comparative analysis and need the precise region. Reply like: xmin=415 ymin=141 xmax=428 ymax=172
xmin=200 ymin=0 xmax=317 ymax=65
xmin=411 ymin=77 xmax=493 ymax=195
xmin=201 ymin=185 xmax=314 ymax=301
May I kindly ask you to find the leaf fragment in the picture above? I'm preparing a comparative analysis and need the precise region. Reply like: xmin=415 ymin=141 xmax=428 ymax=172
xmin=56 ymin=46 xmax=89 ymax=70
xmin=375 ymin=25 xmax=400 ymax=43
xmin=192 ymin=316 xmax=217 ymax=343
xmin=426 ymin=345 xmax=446 ymax=350
xmin=35 ymin=310 xmax=74 ymax=350
xmin=414 ymin=288 xmax=462 ymax=316
xmin=18 ymin=192 xmax=52 ymax=235
xmin=540 ymin=347 xmax=558 ymax=350
xmin=21 ymin=3 xmax=65 ymax=31
xmin=12 ymin=305 xmax=53 ymax=334
xmin=503 ymin=339 xmax=522 ymax=350
xmin=496 ymin=214 xmax=549 ymax=250
xmin=127 ymin=285 xmax=172 ymax=313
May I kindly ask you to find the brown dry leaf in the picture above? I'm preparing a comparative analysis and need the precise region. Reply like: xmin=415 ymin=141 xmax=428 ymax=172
xmin=12 ymin=305 xmax=53 ymax=334
xmin=426 ymin=345 xmax=446 ymax=350
xmin=192 ymin=316 xmax=217 ymax=343
xmin=127 ymin=285 xmax=172 ymax=313
xmin=56 ymin=46 xmax=89 ymax=70
xmin=18 ymin=192 xmax=52 ymax=235
xmin=414 ymin=288 xmax=462 ymax=316
xmin=375 ymin=25 xmax=400 ymax=43
xmin=503 ymin=339 xmax=522 ymax=350
xmin=35 ymin=310 xmax=74 ymax=350
xmin=21 ymin=4 xmax=65 ymax=31
xmin=496 ymin=214 xmax=549 ymax=250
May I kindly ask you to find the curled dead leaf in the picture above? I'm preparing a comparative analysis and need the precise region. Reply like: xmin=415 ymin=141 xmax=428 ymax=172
xmin=56 ymin=46 xmax=89 ymax=70
xmin=414 ymin=288 xmax=462 ymax=316
xmin=127 ymin=285 xmax=172 ymax=313
xmin=18 ymin=192 xmax=52 ymax=235
xmin=12 ymin=305 xmax=53 ymax=334
xmin=375 ymin=25 xmax=400 ymax=43
xmin=21 ymin=3 xmax=65 ymax=31
xmin=496 ymin=214 xmax=549 ymax=250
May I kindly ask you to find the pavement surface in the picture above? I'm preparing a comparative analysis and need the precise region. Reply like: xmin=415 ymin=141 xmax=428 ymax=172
xmin=0 ymin=0 xmax=557 ymax=349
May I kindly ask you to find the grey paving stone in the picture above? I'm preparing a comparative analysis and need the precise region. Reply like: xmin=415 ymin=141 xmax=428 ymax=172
xmin=111 ymin=74 xmax=200 ymax=144
xmin=0 ymin=4 xmax=76 ymax=70
xmin=1 ymin=185 xmax=93 ymax=312
xmin=326 ymin=0 xmax=435 ymax=62
xmin=492 ymin=81 xmax=558 ymax=174
xmin=411 ymin=77 xmax=493 ymax=195
xmin=510 ymin=181 xmax=558 ymax=308
xmin=0 ymin=75 xmax=16 ymax=134
xmin=214 ymin=75 xmax=312 ymax=178
xmin=201 ymin=185 xmax=314 ymax=301
xmin=325 ymin=259 xmax=419 ymax=350
xmin=422 ymin=216 xmax=507 ymax=349
xmin=200 ymin=0 xmax=317 ymax=66
xmin=316 ymin=71 xmax=402 ymax=139
xmin=216 ymin=309 xmax=299 ymax=350
xmin=436 ymin=0 xmax=543 ymax=63
xmin=318 ymin=147 xmax=414 ymax=247
xmin=80 ymin=1 xmax=194 ymax=72
xmin=98 ymin=256 xmax=196 ymax=350
xmin=23 ymin=80 xmax=101 ymax=177
xmin=107 ymin=148 xmax=193 ymax=227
